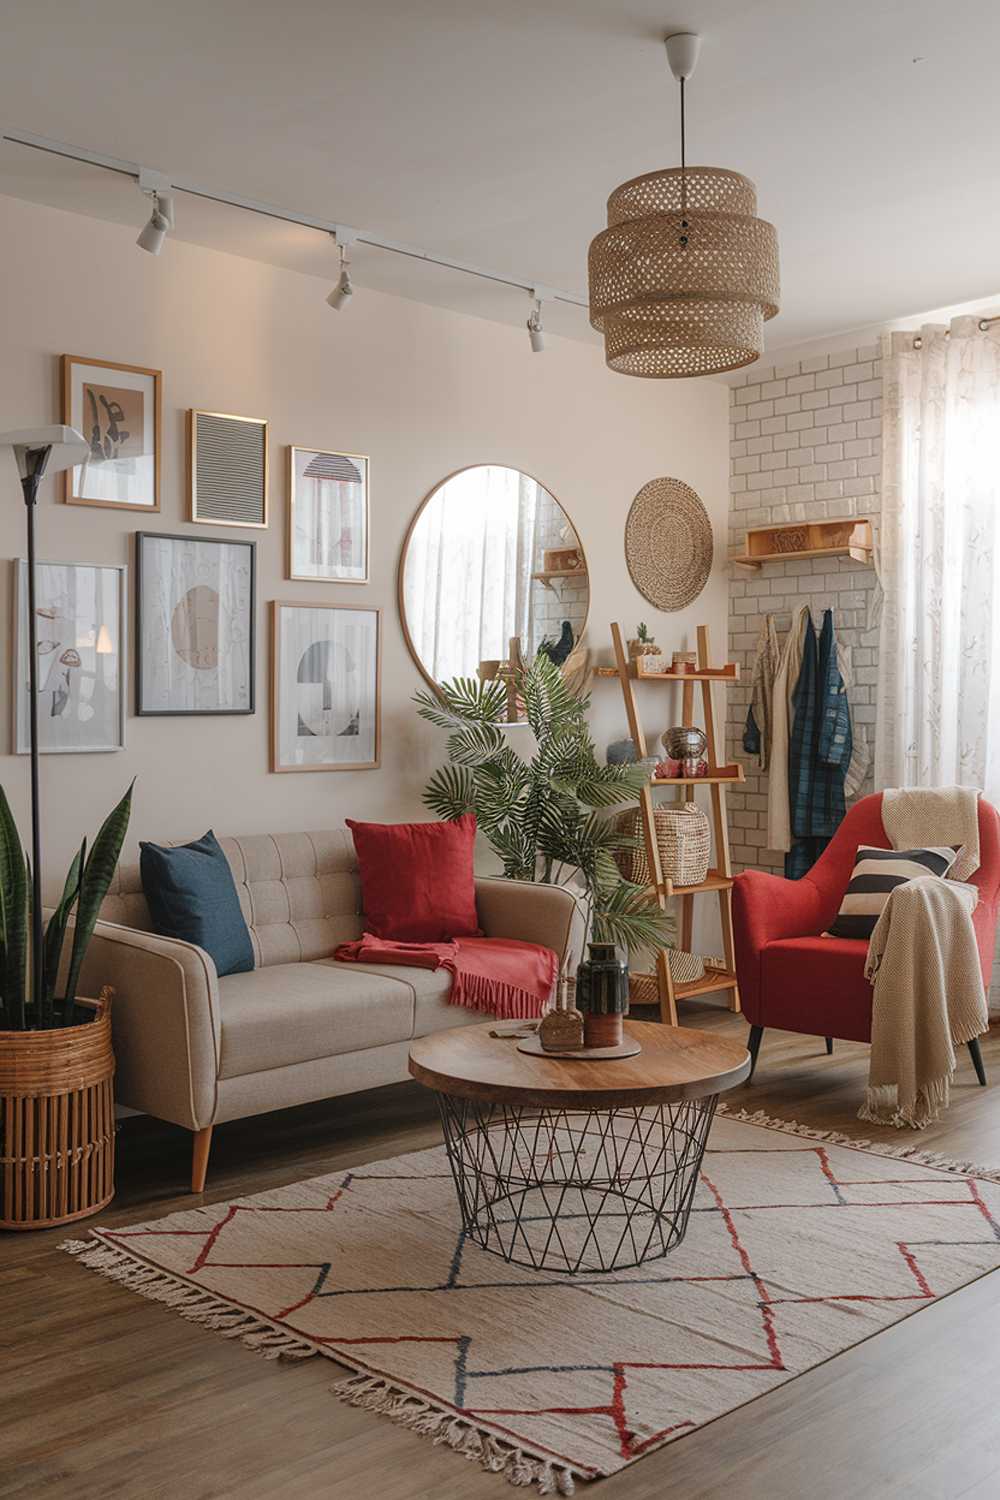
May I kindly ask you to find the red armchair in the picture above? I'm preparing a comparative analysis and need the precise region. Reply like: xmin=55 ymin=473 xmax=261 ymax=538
xmin=733 ymin=792 xmax=1000 ymax=1082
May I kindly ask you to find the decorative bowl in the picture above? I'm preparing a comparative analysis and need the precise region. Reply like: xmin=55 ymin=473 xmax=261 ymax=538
xmin=662 ymin=726 xmax=708 ymax=761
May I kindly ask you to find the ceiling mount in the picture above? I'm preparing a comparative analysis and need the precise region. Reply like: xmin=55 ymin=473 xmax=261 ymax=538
xmin=664 ymin=32 xmax=702 ymax=83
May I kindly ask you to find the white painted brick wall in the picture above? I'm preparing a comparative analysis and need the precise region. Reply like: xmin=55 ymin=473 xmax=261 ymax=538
xmin=726 ymin=346 xmax=882 ymax=874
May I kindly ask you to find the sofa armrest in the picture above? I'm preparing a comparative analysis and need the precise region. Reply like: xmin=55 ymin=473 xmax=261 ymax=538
xmin=78 ymin=921 xmax=221 ymax=1132
xmin=733 ymin=870 xmax=826 ymax=1024
xmin=474 ymin=877 xmax=585 ymax=975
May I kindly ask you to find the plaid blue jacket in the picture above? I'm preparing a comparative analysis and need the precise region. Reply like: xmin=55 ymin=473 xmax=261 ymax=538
xmin=785 ymin=609 xmax=852 ymax=878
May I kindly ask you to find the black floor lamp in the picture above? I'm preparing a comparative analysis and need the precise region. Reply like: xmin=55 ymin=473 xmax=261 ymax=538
xmin=1 ymin=426 xmax=89 ymax=1017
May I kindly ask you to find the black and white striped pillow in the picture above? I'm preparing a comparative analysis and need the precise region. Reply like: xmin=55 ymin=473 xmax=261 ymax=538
xmin=827 ymin=845 xmax=958 ymax=940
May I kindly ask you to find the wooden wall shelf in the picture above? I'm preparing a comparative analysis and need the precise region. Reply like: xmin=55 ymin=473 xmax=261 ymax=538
xmin=731 ymin=517 xmax=873 ymax=570
xmin=532 ymin=568 xmax=588 ymax=587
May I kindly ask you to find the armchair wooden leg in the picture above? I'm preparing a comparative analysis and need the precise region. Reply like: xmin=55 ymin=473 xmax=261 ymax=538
xmin=968 ymin=1037 xmax=988 ymax=1087
xmin=191 ymin=1126 xmax=213 ymax=1192
xmin=747 ymin=1024 xmax=764 ymax=1080
xmin=825 ymin=1037 xmax=834 ymax=1055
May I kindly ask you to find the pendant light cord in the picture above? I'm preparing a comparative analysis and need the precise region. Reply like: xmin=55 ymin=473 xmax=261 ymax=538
xmin=679 ymin=75 xmax=689 ymax=243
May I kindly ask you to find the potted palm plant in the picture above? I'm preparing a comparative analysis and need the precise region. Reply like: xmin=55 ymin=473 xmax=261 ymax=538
xmin=0 ymin=782 xmax=133 ymax=1229
xmin=415 ymin=655 xmax=673 ymax=1044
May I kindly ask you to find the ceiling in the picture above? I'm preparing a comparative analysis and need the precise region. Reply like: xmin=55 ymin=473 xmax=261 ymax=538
xmin=1 ymin=0 xmax=998 ymax=354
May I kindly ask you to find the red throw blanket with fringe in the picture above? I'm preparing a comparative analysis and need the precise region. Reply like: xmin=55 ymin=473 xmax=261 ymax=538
xmin=333 ymin=934 xmax=557 ymax=1019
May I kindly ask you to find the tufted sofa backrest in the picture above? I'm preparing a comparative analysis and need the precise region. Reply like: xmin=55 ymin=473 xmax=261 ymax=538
xmin=99 ymin=830 xmax=364 ymax=967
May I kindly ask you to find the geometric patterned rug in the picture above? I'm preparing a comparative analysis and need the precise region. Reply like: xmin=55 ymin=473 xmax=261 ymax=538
xmin=64 ymin=1108 xmax=1000 ymax=1495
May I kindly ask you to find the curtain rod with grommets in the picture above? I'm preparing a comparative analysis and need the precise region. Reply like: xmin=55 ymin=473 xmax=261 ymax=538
xmin=913 ymin=315 xmax=999 ymax=349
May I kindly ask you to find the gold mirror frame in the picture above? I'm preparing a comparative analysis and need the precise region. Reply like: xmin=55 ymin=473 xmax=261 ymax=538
xmin=397 ymin=464 xmax=591 ymax=708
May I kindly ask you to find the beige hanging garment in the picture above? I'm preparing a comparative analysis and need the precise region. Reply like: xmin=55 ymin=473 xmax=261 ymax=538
xmin=837 ymin=641 xmax=869 ymax=798
xmin=766 ymin=604 xmax=811 ymax=854
xmin=743 ymin=614 xmax=780 ymax=771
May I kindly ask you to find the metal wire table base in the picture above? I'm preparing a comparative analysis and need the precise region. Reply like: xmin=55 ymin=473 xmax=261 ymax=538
xmin=436 ymin=1092 xmax=718 ymax=1275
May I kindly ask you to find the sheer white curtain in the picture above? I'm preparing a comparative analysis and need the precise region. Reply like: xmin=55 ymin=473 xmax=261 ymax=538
xmin=875 ymin=317 xmax=1000 ymax=799
xmin=404 ymin=466 xmax=540 ymax=682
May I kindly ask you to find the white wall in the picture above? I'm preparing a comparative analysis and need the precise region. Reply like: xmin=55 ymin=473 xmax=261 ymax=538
xmin=0 ymin=191 xmax=730 ymax=916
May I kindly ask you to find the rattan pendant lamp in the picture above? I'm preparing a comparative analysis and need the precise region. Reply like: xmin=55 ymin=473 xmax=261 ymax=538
xmin=589 ymin=32 xmax=780 ymax=378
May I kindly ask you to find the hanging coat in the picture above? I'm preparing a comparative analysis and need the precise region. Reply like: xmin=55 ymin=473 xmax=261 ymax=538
xmin=742 ymin=614 xmax=780 ymax=771
xmin=785 ymin=609 xmax=852 ymax=878
xmin=766 ymin=604 xmax=812 ymax=854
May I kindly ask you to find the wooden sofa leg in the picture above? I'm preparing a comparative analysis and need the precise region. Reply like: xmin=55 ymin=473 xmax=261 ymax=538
xmin=192 ymin=1126 xmax=213 ymax=1192
xmin=968 ymin=1038 xmax=988 ymax=1087
xmin=747 ymin=1025 xmax=764 ymax=1080
xmin=825 ymin=1037 xmax=834 ymax=1055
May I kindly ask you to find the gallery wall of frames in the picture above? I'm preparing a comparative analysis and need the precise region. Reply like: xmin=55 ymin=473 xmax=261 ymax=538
xmin=0 ymin=191 xmax=729 ymax=902
xmin=27 ymin=356 xmax=379 ymax=770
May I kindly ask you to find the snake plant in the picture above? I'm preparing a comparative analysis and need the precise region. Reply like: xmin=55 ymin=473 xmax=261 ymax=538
xmin=0 ymin=781 xmax=133 ymax=1031
xmin=416 ymin=654 xmax=672 ymax=955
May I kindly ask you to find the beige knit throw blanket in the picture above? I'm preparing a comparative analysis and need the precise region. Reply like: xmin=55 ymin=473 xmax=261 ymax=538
xmin=881 ymin=785 xmax=981 ymax=881
xmin=861 ymin=877 xmax=987 ymax=1129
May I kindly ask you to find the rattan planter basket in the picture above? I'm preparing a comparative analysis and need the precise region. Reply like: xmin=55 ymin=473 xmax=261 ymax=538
xmin=0 ymin=987 xmax=115 ymax=1231
xmin=614 ymin=804 xmax=711 ymax=888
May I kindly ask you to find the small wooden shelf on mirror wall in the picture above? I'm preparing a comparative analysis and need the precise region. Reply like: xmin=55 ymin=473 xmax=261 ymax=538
xmin=731 ymin=517 xmax=873 ymax=570
xmin=531 ymin=568 xmax=589 ymax=589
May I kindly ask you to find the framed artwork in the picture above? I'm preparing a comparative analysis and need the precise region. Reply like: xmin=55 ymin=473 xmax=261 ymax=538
xmin=189 ymin=410 xmax=269 ymax=528
xmin=14 ymin=559 xmax=127 ymax=754
xmin=136 ymin=532 xmax=256 ymax=715
xmin=271 ymin=602 xmax=380 ymax=772
xmin=287 ymin=446 xmax=369 ymax=583
xmin=62 ymin=355 xmax=161 ymax=511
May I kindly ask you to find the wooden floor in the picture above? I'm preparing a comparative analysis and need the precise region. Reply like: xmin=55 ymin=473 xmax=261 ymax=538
xmin=5 ymin=1008 xmax=1000 ymax=1499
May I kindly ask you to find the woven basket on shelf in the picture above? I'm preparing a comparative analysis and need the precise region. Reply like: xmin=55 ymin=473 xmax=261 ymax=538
xmin=614 ymin=803 xmax=711 ymax=888
xmin=672 ymin=951 xmax=727 ymax=982
xmin=629 ymin=953 xmax=726 ymax=1005
xmin=629 ymin=972 xmax=660 ymax=1007
xmin=773 ymin=526 xmax=808 ymax=553
xmin=668 ymin=950 xmax=706 ymax=983
xmin=0 ymin=988 xmax=115 ymax=1231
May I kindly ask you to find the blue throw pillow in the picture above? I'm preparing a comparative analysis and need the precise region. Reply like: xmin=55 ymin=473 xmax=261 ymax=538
xmin=140 ymin=830 xmax=254 ymax=977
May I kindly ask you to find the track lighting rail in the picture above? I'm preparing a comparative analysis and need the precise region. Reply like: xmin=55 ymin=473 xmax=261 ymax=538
xmin=1 ymin=125 xmax=589 ymax=310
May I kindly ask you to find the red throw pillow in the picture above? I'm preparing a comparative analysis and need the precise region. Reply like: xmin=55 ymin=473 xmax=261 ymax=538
xmin=345 ymin=814 xmax=480 ymax=942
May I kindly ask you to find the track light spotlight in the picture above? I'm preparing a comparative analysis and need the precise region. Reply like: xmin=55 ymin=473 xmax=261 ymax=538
xmin=326 ymin=266 xmax=353 ymax=311
xmin=326 ymin=235 xmax=354 ymax=311
xmin=527 ymin=296 xmax=545 ymax=353
xmin=136 ymin=191 xmax=175 ymax=255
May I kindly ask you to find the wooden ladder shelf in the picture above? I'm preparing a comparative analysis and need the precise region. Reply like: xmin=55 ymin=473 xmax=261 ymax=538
xmin=610 ymin=621 xmax=742 ymax=1028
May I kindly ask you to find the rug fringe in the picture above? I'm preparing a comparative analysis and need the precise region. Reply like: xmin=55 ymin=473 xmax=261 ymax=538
xmin=334 ymin=1373 xmax=583 ymax=1494
xmin=62 ymin=1235 xmax=586 ymax=1490
xmin=60 ymin=1237 xmax=317 ymax=1360
xmin=716 ymin=1102 xmax=1000 ymax=1181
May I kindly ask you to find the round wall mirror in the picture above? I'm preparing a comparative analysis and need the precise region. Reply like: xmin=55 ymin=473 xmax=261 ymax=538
xmin=398 ymin=464 xmax=589 ymax=712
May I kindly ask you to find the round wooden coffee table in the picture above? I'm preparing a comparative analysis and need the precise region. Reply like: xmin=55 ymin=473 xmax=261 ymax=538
xmin=408 ymin=1020 xmax=749 ymax=1275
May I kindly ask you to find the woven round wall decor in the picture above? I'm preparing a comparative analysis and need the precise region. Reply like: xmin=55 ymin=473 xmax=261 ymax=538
xmin=625 ymin=477 xmax=713 ymax=611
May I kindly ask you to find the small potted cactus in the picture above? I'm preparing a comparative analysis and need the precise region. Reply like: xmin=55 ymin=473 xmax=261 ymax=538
xmin=627 ymin=622 xmax=661 ymax=660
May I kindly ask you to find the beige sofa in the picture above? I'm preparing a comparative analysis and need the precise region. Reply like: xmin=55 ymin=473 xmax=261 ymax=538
xmin=79 ymin=829 xmax=582 ymax=1191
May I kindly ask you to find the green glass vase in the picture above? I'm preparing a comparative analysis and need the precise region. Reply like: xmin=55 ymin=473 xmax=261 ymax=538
xmin=576 ymin=942 xmax=629 ymax=1048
